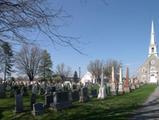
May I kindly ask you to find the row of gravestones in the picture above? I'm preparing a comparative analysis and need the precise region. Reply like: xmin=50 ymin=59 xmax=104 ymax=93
xmin=15 ymin=86 xmax=94 ymax=115
xmin=0 ymin=83 xmax=30 ymax=98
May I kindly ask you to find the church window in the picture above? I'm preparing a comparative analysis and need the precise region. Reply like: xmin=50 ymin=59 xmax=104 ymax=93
xmin=152 ymin=47 xmax=154 ymax=53
xmin=142 ymin=68 xmax=145 ymax=72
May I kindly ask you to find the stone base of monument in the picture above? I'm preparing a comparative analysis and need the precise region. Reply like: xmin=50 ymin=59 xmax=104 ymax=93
xmin=124 ymin=87 xmax=130 ymax=93
xmin=32 ymin=103 xmax=44 ymax=116
xmin=110 ymin=83 xmax=116 ymax=96
xmin=118 ymin=84 xmax=124 ymax=95
xmin=130 ymin=85 xmax=135 ymax=91
xmin=135 ymin=84 xmax=140 ymax=89
xmin=98 ymin=86 xmax=106 ymax=99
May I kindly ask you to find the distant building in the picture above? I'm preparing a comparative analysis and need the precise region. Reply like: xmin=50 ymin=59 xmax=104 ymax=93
xmin=137 ymin=21 xmax=159 ymax=84
xmin=81 ymin=72 xmax=95 ymax=85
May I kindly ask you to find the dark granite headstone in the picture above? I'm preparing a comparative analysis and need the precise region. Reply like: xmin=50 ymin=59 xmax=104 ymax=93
xmin=79 ymin=87 xmax=89 ymax=102
xmin=15 ymin=94 xmax=23 ymax=113
xmin=22 ymin=86 xmax=28 ymax=96
xmin=10 ymin=88 xmax=15 ymax=97
xmin=91 ymin=89 xmax=98 ymax=97
xmin=30 ymin=94 xmax=36 ymax=110
xmin=39 ymin=88 xmax=45 ymax=95
xmin=50 ymin=91 xmax=72 ymax=110
xmin=32 ymin=103 xmax=44 ymax=116
xmin=51 ymin=86 xmax=56 ymax=93
xmin=72 ymin=90 xmax=80 ymax=101
xmin=0 ymin=84 xmax=6 ymax=98
xmin=45 ymin=94 xmax=53 ymax=107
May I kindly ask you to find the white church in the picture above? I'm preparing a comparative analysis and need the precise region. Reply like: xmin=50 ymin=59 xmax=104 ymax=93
xmin=137 ymin=21 xmax=159 ymax=84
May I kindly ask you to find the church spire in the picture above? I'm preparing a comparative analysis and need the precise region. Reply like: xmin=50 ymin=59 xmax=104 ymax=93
xmin=150 ymin=20 xmax=155 ymax=45
xmin=148 ymin=20 xmax=158 ymax=57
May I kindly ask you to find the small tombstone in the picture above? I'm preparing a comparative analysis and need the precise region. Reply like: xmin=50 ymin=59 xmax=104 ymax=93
xmin=32 ymin=85 xmax=38 ymax=94
xmin=30 ymin=94 xmax=36 ymax=110
xmin=10 ymin=88 xmax=15 ymax=97
xmin=79 ymin=87 xmax=89 ymax=102
xmin=71 ymin=90 xmax=80 ymax=101
xmin=106 ymin=83 xmax=111 ymax=95
xmin=45 ymin=86 xmax=51 ymax=95
xmin=51 ymin=86 xmax=56 ymax=93
xmin=32 ymin=103 xmax=44 ymax=116
xmin=91 ymin=89 xmax=98 ymax=97
xmin=39 ymin=88 xmax=45 ymax=95
xmin=28 ymin=84 xmax=32 ymax=90
xmin=21 ymin=86 xmax=28 ymax=96
xmin=50 ymin=91 xmax=72 ymax=110
xmin=6 ymin=85 xmax=11 ymax=91
xmin=0 ymin=84 xmax=6 ymax=98
xmin=45 ymin=94 xmax=53 ymax=108
xmin=15 ymin=94 xmax=23 ymax=113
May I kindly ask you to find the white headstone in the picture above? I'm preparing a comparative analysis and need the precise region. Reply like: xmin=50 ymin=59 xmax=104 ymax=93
xmin=98 ymin=67 xmax=107 ymax=99
xmin=118 ymin=66 xmax=124 ymax=94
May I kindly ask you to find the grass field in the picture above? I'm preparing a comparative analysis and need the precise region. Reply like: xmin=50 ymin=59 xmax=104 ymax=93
xmin=0 ymin=84 xmax=156 ymax=120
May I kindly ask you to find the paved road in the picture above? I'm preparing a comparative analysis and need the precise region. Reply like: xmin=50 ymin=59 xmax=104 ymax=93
xmin=130 ymin=86 xmax=159 ymax=120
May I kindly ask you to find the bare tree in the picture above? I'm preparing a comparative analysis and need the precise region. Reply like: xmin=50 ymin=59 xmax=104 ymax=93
xmin=16 ymin=45 xmax=42 ymax=81
xmin=103 ymin=59 xmax=121 ymax=80
xmin=56 ymin=63 xmax=72 ymax=81
xmin=0 ymin=0 xmax=82 ymax=53
xmin=87 ymin=59 xmax=103 ymax=83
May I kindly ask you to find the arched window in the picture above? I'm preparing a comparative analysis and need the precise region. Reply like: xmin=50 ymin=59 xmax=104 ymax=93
xmin=152 ymin=47 xmax=154 ymax=53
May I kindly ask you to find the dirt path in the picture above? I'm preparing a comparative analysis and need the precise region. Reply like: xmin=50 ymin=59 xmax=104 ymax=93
xmin=130 ymin=86 xmax=159 ymax=120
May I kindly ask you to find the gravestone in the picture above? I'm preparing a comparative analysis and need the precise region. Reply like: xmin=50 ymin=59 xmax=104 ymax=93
xmin=110 ymin=66 xmax=117 ymax=95
xmin=22 ymin=86 xmax=28 ymax=96
xmin=15 ymin=94 xmax=23 ymax=113
xmin=50 ymin=91 xmax=72 ymax=110
xmin=39 ymin=88 xmax=45 ymax=95
xmin=71 ymin=90 xmax=80 ymax=101
xmin=51 ymin=86 xmax=56 ymax=93
xmin=45 ymin=86 xmax=51 ymax=95
xmin=31 ymin=94 xmax=36 ymax=110
xmin=32 ymin=85 xmax=38 ymax=94
xmin=98 ymin=67 xmax=107 ymax=99
xmin=45 ymin=94 xmax=53 ymax=108
xmin=0 ymin=84 xmax=6 ymax=98
xmin=124 ymin=67 xmax=130 ymax=93
xmin=32 ymin=103 xmax=44 ymax=116
xmin=91 ymin=89 xmax=98 ymax=97
xmin=79 ymin=87 xmax=89 ymax=102
xmin=10 ymin=88 xmax=15 ymax=97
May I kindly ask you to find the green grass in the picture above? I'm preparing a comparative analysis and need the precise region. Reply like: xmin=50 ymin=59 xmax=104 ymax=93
xmin=0 ymin=84 xmax=156 ymax=120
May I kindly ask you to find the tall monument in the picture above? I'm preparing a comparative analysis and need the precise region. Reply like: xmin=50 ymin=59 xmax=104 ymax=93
xmin=110 ymin=66 xmax=116 ymax=95
xmin=118 ymin=66 xmax=124 ymax=94
xmin=98 ymin=67 xmax=107 ymax=99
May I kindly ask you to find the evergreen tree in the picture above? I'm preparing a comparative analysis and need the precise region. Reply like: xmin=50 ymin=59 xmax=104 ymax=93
xmin=73 ymin=71 xmax=78 ymax=83
xmin=39 ymin=50 xmax=52 ymax=81
xmin=0 ymin=42 xmax=14 ymax=81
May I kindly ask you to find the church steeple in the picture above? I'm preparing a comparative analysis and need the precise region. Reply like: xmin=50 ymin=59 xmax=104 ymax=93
xmin=148 ymin=21 xmax=158 ymax=57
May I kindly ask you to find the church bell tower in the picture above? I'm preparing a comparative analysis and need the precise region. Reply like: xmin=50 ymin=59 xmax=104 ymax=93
xmin=148 ymin=21 xmax=158 ymax=57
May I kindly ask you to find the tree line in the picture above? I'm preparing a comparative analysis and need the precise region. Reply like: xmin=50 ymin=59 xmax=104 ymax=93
xmin=87 ymin=59 xmax=121 ymax=83
xmin=0 ymin=42 xmax=79 ymax=83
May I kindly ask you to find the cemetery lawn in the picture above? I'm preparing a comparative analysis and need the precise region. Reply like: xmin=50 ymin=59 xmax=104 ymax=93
xmin=0 ymin=84 xmax=156 ymax=120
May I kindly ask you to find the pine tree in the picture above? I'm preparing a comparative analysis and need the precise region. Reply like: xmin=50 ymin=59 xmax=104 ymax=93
xmin=39 ymin=50 xmax=52 ymax=81
xmin=73 ymin=71 xmax=78 ymax=83
xmin=0 ymin=42 xmax=14 ymax=81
